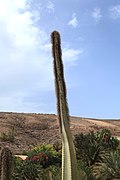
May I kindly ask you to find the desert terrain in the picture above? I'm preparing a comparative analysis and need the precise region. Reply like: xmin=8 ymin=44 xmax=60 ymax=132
xmin=0 ymin=112 xmax=119 ymax=154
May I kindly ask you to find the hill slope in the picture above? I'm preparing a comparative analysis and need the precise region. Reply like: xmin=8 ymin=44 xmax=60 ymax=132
xmin=0 ymin=112 xmax=119 ymax=154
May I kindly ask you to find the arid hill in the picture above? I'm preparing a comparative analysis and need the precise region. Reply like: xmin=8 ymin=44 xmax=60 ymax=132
xmin=0 ymin=112 xmax=120 ymax=154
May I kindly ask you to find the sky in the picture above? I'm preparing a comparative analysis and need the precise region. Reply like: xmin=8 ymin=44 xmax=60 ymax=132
xmin=0 ymin=0 xmax=120 ymax=119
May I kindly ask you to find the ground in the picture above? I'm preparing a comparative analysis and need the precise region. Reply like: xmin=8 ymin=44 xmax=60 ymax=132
xmin=0 ymin=112 xmax=119 ymax=154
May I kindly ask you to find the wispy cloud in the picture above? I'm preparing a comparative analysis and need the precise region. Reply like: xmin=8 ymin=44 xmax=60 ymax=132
xmin=109 ymin=5 xmax=120 ymax=19
xmin=63 ymin=48 xmax=84 ymax=65
xmin=68 ymin=13 xmax=78 ymax=28
xmin=0 ymin=0 xmax=83 ymax=112
xmin=46 ymin=1 xmax=54 ymax=13
xmin=0 ymin=0 xmax=47 ymax=47
xmin=92 ymin=8 xmax=102 ymax=22
xmin=0 ymin=0 xmax=53 ymax=112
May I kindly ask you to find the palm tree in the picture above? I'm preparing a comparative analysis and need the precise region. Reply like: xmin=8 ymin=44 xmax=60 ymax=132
xmin=92 ymin=151 xmax=120 ymax=179
xmin=74 ymin=132 xmax=104 ymax=166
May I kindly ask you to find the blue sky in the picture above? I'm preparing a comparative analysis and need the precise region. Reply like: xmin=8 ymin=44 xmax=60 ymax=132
xmin=0 ymin=0 xmax=120 ymax=118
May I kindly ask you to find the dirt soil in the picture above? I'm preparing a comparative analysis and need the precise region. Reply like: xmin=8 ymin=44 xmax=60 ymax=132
xmin=0 ymin=112 xmax=120 ymax=154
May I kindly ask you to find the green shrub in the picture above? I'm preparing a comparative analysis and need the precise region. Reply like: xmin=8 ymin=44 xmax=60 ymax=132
xmin=26 ymin=144 xmax=61 ymax=168
xmin=74 ymin=131 xmax=102 ymax=166
xmin=13 ymin=156 xmax=61 ymax=180
xmin=96 ymin=129 xmax=119 ymax=150
xmin=77 ymin=160 xmax=95 ymax=180
xmin=12 ymin=129 xmax=120 ymax=179
xmin=74 ymin=129 xmax=119 ymax=166
xmin=92 ymin=151 xmax=120 ymax=179
xmin=53 ymin=141 xmax=62 ymax=153
xmin=13 ymin=156 xmax=42 ymax=180
xmin=37 ymin=165 xmax=61 ymax=180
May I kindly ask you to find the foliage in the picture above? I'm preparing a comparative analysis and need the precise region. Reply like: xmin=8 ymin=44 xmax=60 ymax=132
xmin=74 ymin=131 xmax=102 ymax=166
xmin=0 ymin=129 xmax=118 ymax=180
xmin=37 ymin=165 xmax=61 ymax=180
xmin=26 ymin=144 xmax=61 ymax=168
xmin=0 ymin=127 xmax=15 ymax=142
xmin=13 ymin=144 xmax=62 ymax=179
xmin=53 ymin=141 xmax=62 ymax=153
xmin=77 ymin=160 xmax=95 ymax=180
xmin=13 ymin=156 xmax=61 ymax=180
xmin=74 ymin=129 xmax=119 ymax=166
xmin=13 ymin=156 xmax=41 ymax=179
xmin=96 ymin=128 xmax=119 ymax=150
xmin=26 ymin=152 xmax=49 ymax=168
xmin=92 ymin=151 xmax=120 ymax=179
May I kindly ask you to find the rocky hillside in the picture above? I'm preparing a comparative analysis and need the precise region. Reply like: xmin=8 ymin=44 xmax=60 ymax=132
xmin=0 ymin=112 xmax=119 ymax=154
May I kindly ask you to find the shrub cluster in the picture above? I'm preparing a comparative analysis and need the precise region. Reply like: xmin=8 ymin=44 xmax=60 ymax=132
xmin=74 ymin=129 xmax=120 ymax=179
xmin=0 ymin=127 xmax=15 ymax=142
xmin=13 ymin=143 xmax=62 ymax=179
xmin=1 ymin=129 xmax=119 ymax=179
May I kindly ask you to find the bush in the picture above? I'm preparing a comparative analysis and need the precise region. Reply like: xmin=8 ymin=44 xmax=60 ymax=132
xmin=96 ymin=129 xmax=119 ymax=150
xmin=13 ymin=144 xmax=62 ymax=179
xmin=53 ymin=141 xmax=62 ymax=153
xmin=26 ymin=152 xmax=49 ymax=168
xmin=26 ymin=144 xmax=61 ymax=168
xmin=12 ymin=129 xmax=120 ymax=179
xmin=74 ymin=129 xmax=119 ymax=166
xmin=13 ymin=156 xmax=61 ymax=180
xmin=74 ymin=131 xmax=102 ymax=166
xmin=92 ymin=151 xmax=120 ymax=179
xmin=13 ymin=156 xmax=42 ymax=179
xmin=77 ymin=160 xmax=95 ymax=180
xmin=0 ymin=127 xmax=15 ymax=142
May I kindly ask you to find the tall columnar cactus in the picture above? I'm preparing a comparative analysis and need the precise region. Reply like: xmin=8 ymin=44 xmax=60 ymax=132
xmin=51 ymin=31 xmax=79 ymax=180
xmin=0 ymin=147 xmax=13 ymax=180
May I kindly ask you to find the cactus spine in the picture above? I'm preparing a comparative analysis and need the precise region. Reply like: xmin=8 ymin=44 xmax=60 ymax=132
xmin=0 ymin=147 xmax=13 ymax=180
xmin=51 ymin=31 xmax=79 ymax=180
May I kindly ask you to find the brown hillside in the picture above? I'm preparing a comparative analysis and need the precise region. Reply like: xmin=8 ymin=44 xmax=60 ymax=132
xmin=0 ymin=112 xmax=120 ymax=154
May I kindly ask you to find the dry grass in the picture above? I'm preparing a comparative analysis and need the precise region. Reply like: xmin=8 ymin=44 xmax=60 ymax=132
xmin=0 ymin=112 xmax=119 ymax=154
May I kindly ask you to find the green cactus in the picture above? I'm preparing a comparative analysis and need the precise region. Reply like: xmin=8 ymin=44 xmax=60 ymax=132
xmin=0 ymin=147 xmax=13 ymax=180
xmin=51 ymin=31 xmax=87 ymax=180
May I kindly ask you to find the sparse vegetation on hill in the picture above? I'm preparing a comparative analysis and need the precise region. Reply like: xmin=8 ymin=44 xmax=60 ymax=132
xmin=0 ymin=127 xmax=15 ymax=142
xmin=0 ymin=112 xmax=119 ymax=154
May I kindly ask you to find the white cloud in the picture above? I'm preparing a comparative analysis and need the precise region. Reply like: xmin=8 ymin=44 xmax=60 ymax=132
xmin=68 ymin=13 xmax=78 ymax=28
xmin=47 ymin=1 xmax=54 ymax=13
xmin=0 ymin=0 xmax=83 ymax=112
xmin=0 ymin=0 xmax=46 ymax=48
xmin=92 ymin=8 xmax=102 ymax=22
xmin=0 ymin=0 xmax=53 ymax=112
xmin=63 ymin=48 xmax=84 ymax=65
xmin=109 ymin=5 xmax=120 ymax=19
